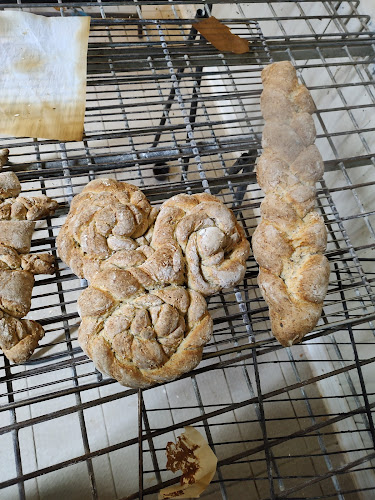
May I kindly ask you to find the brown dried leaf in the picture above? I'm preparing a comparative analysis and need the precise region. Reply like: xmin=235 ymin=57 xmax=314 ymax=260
xmin=193 ymin=16 xmax=250 ymax=55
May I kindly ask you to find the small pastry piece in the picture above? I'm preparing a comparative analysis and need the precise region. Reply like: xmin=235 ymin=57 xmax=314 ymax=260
xmin=57 ymin=178 xmax=158 ymax=281
xmin=0 ymin=310 xmax=44 ymax=364
xmin=0 ymin=149 xmax=9 ymax=169
xmin=252 ymin=61 xmax=329 ymax=346
xmin=152 ymin=193 xmax=250 ymax=296
xmin=0 ymin=172 xmax=21 ymax=200
xmin=0 ymin=269 xmax=34 ymax=318
xmin=0 ymin=159 xmax=58 ymax=363
xmin=0 ymin=243 xmax=54 ymax=362
xmin=0 ymin=245 xmax=56 ymax=274
xmin=0 ymin=195 xmax=59 ymax=221
xmin=0 ymin=249 xmax=55 ymax=319
xmin=0 ymin=220 xmax=35 ymax=253
xmin=78 ymin=268 xmax=213 ymax=388
xmin=101 ymin=242 xmax=185 ymax=290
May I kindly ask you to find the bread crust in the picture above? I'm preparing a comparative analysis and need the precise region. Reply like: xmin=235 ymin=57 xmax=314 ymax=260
xmin=253 ymin=61 xmax=329 ymax=346
xmin=56 ymin=178 xmax=158 ymax=281
xmin=59 ymin=181 xmax=249 ymax=386
xmin=0 ymin=310 xmax=44 ymax=363
xmin=0 ymin=166 xmax=58 ymax=363
xmin=0 ymin=172 xmax=21 ymax=200
xmin=78 ymin=270 xmax=213 ymax=388
xmin=0 ymin=220 xmax=35 ymax=253
xmin=152 ymin=194 xmax=250 ymax=296
xmin=0 ymin=195 xmax=59 ymax=221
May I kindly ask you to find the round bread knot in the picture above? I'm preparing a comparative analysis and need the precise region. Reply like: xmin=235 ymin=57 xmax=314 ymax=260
xmin=56 ymin=179 xmax=158 ymax=281
xmin=58 ymin=180 xmax=249 ymax=386
xmin=152 ymin=194 xmax=250 ymax=296
xmin=78 ymin=269 xmax=213 ymax=388
xmin=0 ymin=310 xmax=44 ymax=364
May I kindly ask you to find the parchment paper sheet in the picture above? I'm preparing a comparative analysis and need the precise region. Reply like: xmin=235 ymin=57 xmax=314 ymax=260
xmin=0 ymin=11 xmax=90 ymax=141
xmin=159 ymin=426 xmax=218 ymax=499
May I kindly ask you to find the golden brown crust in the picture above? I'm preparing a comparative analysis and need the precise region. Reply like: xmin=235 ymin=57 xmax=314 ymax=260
xmin=0 ymin=156 xmax=58 ymax=363
xmin=152 ymin=194 xmax=250 ymax=296
xmin=0 ymin=244 xmax=21 ymax=270
xmin=59 ymin=180 xmax=249 ymax=385
xmin=0 ymin=269 xmax=34 ymax=318
xmin=0 ymin=246 xmax=55 ymax=274
xmin=257 ymin=268 xmax=322 ymax=346
xmin=56 ymin=178 xmax=158 ymax=281
xmin=0 ymin=245 xmax=56 ymax=324
xmin=253 ymin=61 xmax=329 ymax=346
xmin=101 ymin=243 xmax=185 ymax=290
xmin=78 ymin=270 xmax=213 ymax=388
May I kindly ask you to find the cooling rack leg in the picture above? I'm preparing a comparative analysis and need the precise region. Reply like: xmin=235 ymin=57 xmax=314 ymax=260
xmin=138 ymin=390 xmax=144 ymax=500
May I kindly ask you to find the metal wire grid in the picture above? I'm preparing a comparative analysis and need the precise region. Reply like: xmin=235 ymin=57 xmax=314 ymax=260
xmin=0 ymin=1 xmax=374 ymax=499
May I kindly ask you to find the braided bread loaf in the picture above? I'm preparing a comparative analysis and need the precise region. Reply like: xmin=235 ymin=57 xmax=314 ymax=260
xmin=252 ymin=61 xmax=330 ymax=346
xmin=58 ymin=180 xmax=250 ymax=386
xmin=57 ymin=178 xmax=158 ymax=281
xmin=152 ymin=194 xmax=250 ymax=296
xmin=78 ymin=269 xmax=212 ymax=388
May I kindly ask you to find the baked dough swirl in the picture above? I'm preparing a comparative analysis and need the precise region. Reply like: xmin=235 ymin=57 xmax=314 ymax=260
xmin=78 ymin=269 xmax=213 ymax=388
xmin=57 ymin=178 xmax=158 ymax=281
xmin=252 ymin=61 xmax=330 ymax=346
xmin=152 ymin=193 xmax=250 ymax=296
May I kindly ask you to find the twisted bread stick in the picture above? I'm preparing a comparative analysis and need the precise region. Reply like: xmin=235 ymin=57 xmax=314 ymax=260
xmin=252 ymin=62 xmax=330 ymax=346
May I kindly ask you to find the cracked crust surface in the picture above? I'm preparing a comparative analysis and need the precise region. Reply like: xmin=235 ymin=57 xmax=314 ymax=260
xmin=56 ymin=178 xmax=158 ymax=281
xmin=252 ymin=61 xmax=329 ymax=346
xmin=78 ymin=269 xmax=213 ymax=388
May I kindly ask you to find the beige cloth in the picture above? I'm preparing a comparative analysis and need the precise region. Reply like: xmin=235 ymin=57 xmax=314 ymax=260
xmin=0 ymin=11 xmax=90 ymax=141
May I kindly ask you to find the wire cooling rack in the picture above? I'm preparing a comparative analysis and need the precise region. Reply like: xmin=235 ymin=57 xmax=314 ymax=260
xmin=0 ymin=1 xmax=375 ymax=499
